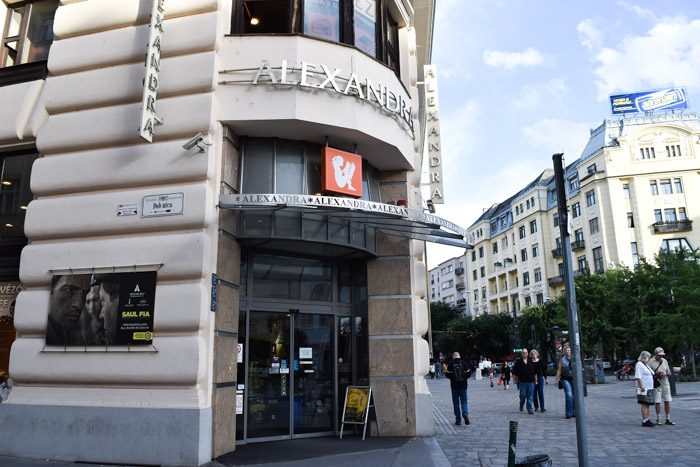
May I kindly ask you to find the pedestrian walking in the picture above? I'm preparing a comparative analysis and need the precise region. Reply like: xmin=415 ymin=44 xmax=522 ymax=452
xmin=512 ymin=348 xmax=536 ymax=415
xmin=489 ymin=366 xmax=494 ymax=387
xmin=429 ymin=361 xmax=436 ymax=380
xmin=445 ymin=352 xmax=472 ymax=426
xmin=530 ymin=349 xmax=547 ymax=412
xmin=635 ymin=350 xmax=656 ymax=427
xmin=554 ymin=345 xmax=575 ymax=419
xmin=502 ymin=362 xmax=511 ymax=390
xmin=650 ymin=347 xmax=675 ymax=425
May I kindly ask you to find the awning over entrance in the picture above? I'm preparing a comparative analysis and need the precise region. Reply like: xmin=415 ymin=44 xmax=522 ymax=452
xmin=219 ymin=194 xmax=471 ymax=249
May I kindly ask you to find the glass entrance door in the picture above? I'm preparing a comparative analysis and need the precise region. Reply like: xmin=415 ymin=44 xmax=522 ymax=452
xmin=246 ymin=311 xmax=334 ymax=440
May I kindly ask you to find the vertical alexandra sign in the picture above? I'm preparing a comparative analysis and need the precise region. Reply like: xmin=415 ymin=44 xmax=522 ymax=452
xmin=424 ymin=65 xmax=444 ymax=204
xmin=139 ymin=0 xmax=165 ymax=142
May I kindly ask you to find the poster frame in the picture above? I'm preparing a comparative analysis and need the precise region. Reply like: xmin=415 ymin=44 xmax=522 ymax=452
xmin=339 ymin=385 xmax=378 ymax=440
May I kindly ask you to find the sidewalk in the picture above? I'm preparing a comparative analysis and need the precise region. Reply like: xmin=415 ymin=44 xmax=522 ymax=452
xmin=430 ymin=376 xmax=700 ymax=466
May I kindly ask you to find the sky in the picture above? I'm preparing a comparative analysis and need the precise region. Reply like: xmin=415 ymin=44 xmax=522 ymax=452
xmin=424 ymin=0 xmax=700 ymax=268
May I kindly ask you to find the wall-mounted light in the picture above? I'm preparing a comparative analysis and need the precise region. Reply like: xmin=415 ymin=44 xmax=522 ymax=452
xmin=20 ymin=205 xmax=28 ymax=210
xmin=4 ymin=223 xmax=14 ymax=228
xmin=250 ymin=17 xmax=260 ymax=26
xmin=1 ymin=180 xmax=12 ymax=186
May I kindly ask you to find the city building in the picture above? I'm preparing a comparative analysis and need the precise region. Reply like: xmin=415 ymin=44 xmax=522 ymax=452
xmin=428 ymin=255 xmax=468 ymax=314
xmin=467 ymin=112 xmax=700 ymax=316
xmin=0 ymin=1 xmax=468 ymax=465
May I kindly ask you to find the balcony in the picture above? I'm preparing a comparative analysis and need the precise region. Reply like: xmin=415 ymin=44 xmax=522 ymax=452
xmin=456 ymin=282 xmax=466 ymax=291
xmin=455 ymin=267 xmax=465 ymax=275
xmin=552 ymin=247 xmax=563 ymax=258
xmin=574 ymin=269 xmax=587 ymax=278
xmin=548 ymin=275 xmax=564 ymax=286
xmin=456 ymin=298 xmax=467 ymax=308
xmin=494 ymin=261 xmax=503 ymax=268
xmin=571 ymin=239 xmax=585 ymax=250
xmin=653 ymin=220 xmax=692 ymax=234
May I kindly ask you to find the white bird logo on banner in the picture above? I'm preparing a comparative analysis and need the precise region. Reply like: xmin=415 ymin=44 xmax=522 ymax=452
xmin=332 ymin=155 xmax=357 ymax=191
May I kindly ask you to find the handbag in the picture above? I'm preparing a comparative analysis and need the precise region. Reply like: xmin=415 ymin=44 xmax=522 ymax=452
xmin=636 ymin=388 xmax=654 ymax=404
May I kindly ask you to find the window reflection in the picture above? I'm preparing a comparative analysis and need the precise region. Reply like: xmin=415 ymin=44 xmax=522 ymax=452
xmin=354 ymin=0 xmax=376 ymax=56
xmin=252 ymin=254 xmax=332 ymax=301
xmin=304 ymin=0 xmax=340 ymax=42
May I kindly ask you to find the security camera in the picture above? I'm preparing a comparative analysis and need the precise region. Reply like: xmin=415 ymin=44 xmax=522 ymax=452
xmin=426 ymin=199 xmax=435 ymax=214
xmin=182 ymin=133 xmax=211 ymax=152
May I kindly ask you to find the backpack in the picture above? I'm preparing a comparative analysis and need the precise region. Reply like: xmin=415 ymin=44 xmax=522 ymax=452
xmin=453 ymin=360 xmax=467 ymax=382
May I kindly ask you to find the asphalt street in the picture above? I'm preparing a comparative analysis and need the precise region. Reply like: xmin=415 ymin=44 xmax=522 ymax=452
xmin=429 ymin=375 xmax=700 ymax=466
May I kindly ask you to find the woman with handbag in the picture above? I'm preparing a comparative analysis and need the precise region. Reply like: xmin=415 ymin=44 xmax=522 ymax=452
xmin=554 ymin=346 xmax=575 ymax=419
xmin=635 ymin=350 xmax=656 ymax=427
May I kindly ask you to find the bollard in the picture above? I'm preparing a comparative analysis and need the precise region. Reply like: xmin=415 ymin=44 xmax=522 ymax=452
xmin=508 ymin=420 xmax=518 ymax=467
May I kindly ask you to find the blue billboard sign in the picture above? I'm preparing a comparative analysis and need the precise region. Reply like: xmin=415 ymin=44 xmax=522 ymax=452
xmin=610 ymin=88 xmax=688 ymax=114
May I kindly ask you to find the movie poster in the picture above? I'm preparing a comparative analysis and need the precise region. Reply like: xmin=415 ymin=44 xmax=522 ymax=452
xmin=45 ymin=271 xmax=157 ymax=346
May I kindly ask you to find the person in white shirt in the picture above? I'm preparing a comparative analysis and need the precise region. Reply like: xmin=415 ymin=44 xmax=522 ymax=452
xmin=635 ymin=350 xmax=655 ymax=427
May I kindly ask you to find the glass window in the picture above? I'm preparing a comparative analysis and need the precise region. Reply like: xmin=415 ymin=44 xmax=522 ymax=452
xmin=252 ymin=254 xmax=332 ymax=301
xmin=354 ymin=0 xmax=377 ymax=56
xmin=241 ymin=1 xmax=293 ymax=34
xmin=242 ymin=140 xmax=274 ymax=192
xmin=589 ymin=217 xmax=599 ymax=234
xmin=654 ymin=209 xmax=662 ymax=223
xmin=525 ymin=296 xmax=532 ymax=306
xmin=536 ymin=293 xmax=544 ymax=305
xmin=585 ymin=190 xmax=596 ymax=207
xmin=673 ymin=178 xmax=683 ymax=193
xmin=480 ymin=266 xmax=485 ymax=278
xmin=568 ymin=177 xmax=579 ymax=191
xmin=481 ymin=286 xmax=486 ymax=299
xmin=472 ymin=270 xmax=477 ymax=281
xmin=304 ymin=0 xmax=340 ymax=42
xmin=664 ymin=208 xmax=677 ymax=222
xmin=553 ymin=213 xmax=559 ymax=227
xmin=519 ymin=226 xmax=526 ymax=239
xmin=532 ymin=243 xmax=539 ymax=258
xmin=276 ymin=141 xmax=304 ymax=193
xmin=1 ymin=152 xmax=38 ymax=240
xmin=492 ymin=242 xmax=498 ymax=253
xmin=631 ymin=242 xmax=639 ymax=267
xmin=471 ymin=251 xmax=476 ymax=262
xmin=660 ymin=179 xmax=672 ymax=195
xmin=679 ymin=207 xmax=687 ymax=221
xmin=479 ymin=246 xmax=484 ymax=258
xmin=592 ymin=247 xmax=604 ymax=273
xmin=574 ymin=228 xmax=584 ymax=242
xmin=650 ymin=180 xmax=658 ymax=196
xmin=627 ymin=212 xmax=634 ymax=228
xmin=534 ymin=268 xmax=541 ymax=282
xmin=529 ymin=220 xmax=537 ymax=234
xmin=572 ymin=202 xmax=581 ymax=218
xmin=577 ymin=255 xmax=587 ymax=272
xmin=623 ymin=183 xmax=630 ymax=199
xmin=1 ymin=0 xmax=58 ymax=68
xmin=522 ymin=271 xmax=530 ymax=286
xmin=520 ymin=248 xmax=527 ymax=262
xmin=661 ymin=238 xmax=692 ymax=252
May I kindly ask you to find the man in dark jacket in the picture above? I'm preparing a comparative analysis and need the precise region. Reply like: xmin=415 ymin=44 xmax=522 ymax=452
xmin=446 ymin=352 xmax=472 ymax=425
xmin=512 ymin=348 xmax=536 ymax=414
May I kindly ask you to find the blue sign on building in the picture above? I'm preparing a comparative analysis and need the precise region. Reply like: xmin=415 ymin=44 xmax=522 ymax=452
xmin=610 ymin=88 xmax=688 ymax=114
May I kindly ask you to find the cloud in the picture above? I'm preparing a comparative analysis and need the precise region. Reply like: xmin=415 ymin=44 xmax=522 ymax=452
xmin=522 ymin=118 xmax=592 ymax=158
xmin=483 ymin=48 xmax=545 ymax=70
xmin=591 ymin=17 xmax=700 ymax=100
xmin=577 ymin=18 xmax=604 ymax=51
xmin=615 ymin=1 xmax=657 ymax=21
xmin=514 ymin=79 xmax=569 ymax=109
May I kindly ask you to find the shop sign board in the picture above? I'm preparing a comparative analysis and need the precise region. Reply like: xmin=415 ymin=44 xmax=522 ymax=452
xmin=45 ymin=271 xmax=157 ymax=346
xmin=424 ymin=65 xmax=444 ymax=204
xmin=142 ymin=192 xmax=184 ymax=217
xmin=139 ymin=0 xmax=165 ymax=142
xmin=610 ymin=88 xmax=688 ymax=114
xmin=0 ymin=281 xmax=20 ymax=323
xmin=248 ymin=60 xmax=413 ymax=133
xmin=340 ymin=386 xmax=376 ymax=440
xmin=321 ymin=147 xmax=363 ymax=198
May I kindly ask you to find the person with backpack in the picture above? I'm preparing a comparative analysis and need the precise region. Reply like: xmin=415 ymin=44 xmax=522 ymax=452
xmin=446 ymin=352 xmax=472 ymax=426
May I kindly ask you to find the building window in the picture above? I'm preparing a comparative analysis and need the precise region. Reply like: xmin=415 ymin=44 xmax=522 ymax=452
xmin=553 ymin=213 xmax=559 ymax=227
xmin=518 ymin=226 xmax=526 ymax=239
xmin=664 ymin=208 xmax=677 ymax=222
xmin=471 ymin=251 xmax=476 ymax=261
xmin=523 ymin=271 xmax=530 ymax=286
xmin=529 ymin=220 xmax=537 ymax=234
xmin=623 ymin=183 xmax=630 ymax=199
xmin=534 ymin=268 xmax=541 ymax=282
xmin=650 ymin=180 xmax=659 ymax=196
xmin=654 ymin=209 xmax=663 ymax=222
xmin=631 ymin=242 xmax=639 ymax=267
xmin=481 ymin=286 xmax=486 ymax=299
xmin=572 ymin=202 xmax=581 ymax=218
xmin=589 ymin=217 xmax=599 ymax=234
xmin=532 ymin=243 xmax=539 ymax=258
xmin=568 ymin=177 xmax=579 ymax=191
xmin=585 ymin=190 xmax=596 ymax=207
xmin=1 ymin=0 xmax=58 ymax=68
xmin=472 ymin=270 xmax=477 ymax=281
xmin=639 ymin=147 xmax=655 ymax=159
xmin=659 ymin=179 xmax=672 ymax=195
xmin=587 ymin=163 xmax=597 ymax=174
xmin=502 ymin=236 xmax=508 ymax=248
xmin=574 ymin=228 xmax=584 ymax=242
xmin=492 ymin=242 xmax=498 ymax=254
xmin=525 ymin=296 xmax=532 ymax=307
xmin=679 ymin=207 xmax=687 ymax=221
xmin=536 ymin=293 xmax=544 ymax=305
xmin=592 ymin=247 xmax=604 ymax=273
xmin=577 ymin=255 xmax=587 ymax=272
xmin=479 ymin=246 xmax=484 ymax=258
xmin=520 ymin=248 xmax=527 ymax=262
xmin=233 ymin=0 xmax=400 ymax=73
xmin=1 ymin=151 xmax=38 ymax=241
xmin=673 ymin=178 xmax=683 ymax=193
xmin=666 ymin=145 xmax=681 ymax=157
xmin=627 ymin=212 xmax=634 ymax=228
xmin=473 ymin=290 xmax=478 ymax=301
xmin=661 ymin=238 xmax=692 ymax=252
xmin=480 ymin=266 xmax=485 ymax=278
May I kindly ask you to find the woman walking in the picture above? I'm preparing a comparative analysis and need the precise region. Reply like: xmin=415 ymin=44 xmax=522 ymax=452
xmin=502 ymin=362 xmax=511 ymax=390
xmin=530 ymin=349 xmax=547 ymax=412
xmin=554 ymin=346 xmax=575 ymax=419
xmin=635 ymin=350 xmax=656 ymax=427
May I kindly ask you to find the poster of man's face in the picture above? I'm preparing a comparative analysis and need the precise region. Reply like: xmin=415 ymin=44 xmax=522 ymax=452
xmin=46 ymin=272 xmax=156 ymax=346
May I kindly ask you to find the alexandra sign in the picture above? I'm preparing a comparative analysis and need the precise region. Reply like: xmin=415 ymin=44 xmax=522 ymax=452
xmin=424 ymin=65 xmax=444 ymax=204
xmin=139 ymin=0 xmax=165 ymax=142
xmin=251 ymin=60 xmax=413 ymax=132
xmin=219 ymin=193 xmax=469 ymax=240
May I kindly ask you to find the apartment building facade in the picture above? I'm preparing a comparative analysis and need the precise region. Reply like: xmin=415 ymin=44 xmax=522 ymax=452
xmin=467 ymin=112 xmax=700 ymax=316
xmin=428 ymin=255 xmax=468 ymax=314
